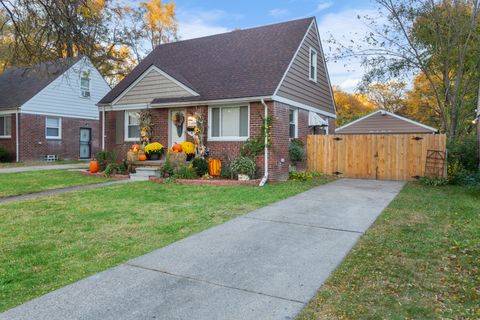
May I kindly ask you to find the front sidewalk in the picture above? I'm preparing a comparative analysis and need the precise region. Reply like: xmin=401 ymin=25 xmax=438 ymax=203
xmin=0 ymin=179 xmax=405 ymax=320
xmin=0 ymin=163 xmax=88 ymax=174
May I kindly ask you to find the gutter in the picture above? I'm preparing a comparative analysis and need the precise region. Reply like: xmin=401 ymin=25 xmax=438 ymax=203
xmin=15 ymin=108 xmax=19 ymax=162
xmin=101 ymin=106 xmax=106 ymax=151
xmin=259 ymin=99 xmax=269 ymax=187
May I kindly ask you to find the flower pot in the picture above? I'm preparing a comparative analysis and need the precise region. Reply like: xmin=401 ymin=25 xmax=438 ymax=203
xmin=238 ymin=174 xmax=250 ymax=181
xmin=149 ymin=153 xmax=160 ymax=160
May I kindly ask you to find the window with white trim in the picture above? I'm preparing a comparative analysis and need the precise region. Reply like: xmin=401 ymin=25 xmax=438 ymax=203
xmin=210 ymin=106 xmax=249 ymax=140
xmin=0 ymin=115 xmax=11 ymax=138
xmin=309 ymin=47 xmax=318 ymax=82
xmin=125 ymin=111 xmax=140 ymax=141
xmin=289 ymin=109 xmax=298 ymax=139
xmin=46 ymin=116 xmax=61 ymax=139
xmin=80 ymin=71 xmax=90 ymax=97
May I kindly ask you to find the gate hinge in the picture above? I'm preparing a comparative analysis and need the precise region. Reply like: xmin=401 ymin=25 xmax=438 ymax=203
xmin=333 ymin=171 xmax=343 ymax=175
xmin=412 ymin=136 xmax=423 ymax=141
xmin=334 ymin=137 xmax=343 ymax=141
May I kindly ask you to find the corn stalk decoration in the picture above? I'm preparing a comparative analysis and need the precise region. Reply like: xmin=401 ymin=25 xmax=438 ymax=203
xmin=139 ymin=109 xmax=153 ymax=145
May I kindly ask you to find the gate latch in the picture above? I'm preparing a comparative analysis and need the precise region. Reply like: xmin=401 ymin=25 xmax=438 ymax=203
xmin=334 ymin=137 xmax=343 ymax=141
xmin=412 ymin=136 xmax=423 ymax=141
xmin=333 ymin=171 xmax=343 ymax=175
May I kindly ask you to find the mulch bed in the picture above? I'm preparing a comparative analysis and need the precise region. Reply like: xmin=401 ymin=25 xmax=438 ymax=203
xmin=149 ymin=177 xmax=261 ymax=186
xmin=80 ymin=171 xmax=130 ymax=180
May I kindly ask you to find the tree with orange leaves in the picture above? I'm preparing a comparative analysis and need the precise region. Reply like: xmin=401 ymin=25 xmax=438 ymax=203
xmin=140 ymin=0 xmax=177 ymax=50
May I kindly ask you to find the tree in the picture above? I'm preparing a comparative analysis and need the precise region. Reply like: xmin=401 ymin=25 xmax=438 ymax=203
xmin=140 ymin=0 xmax=177 ymax=51
xmin=334 ymin=86 xmax=377 ymax=126
xmin=333 ymin=0 xmax=480 ymax=140
xmin=366 ymin=81 xmax=406 ymax=113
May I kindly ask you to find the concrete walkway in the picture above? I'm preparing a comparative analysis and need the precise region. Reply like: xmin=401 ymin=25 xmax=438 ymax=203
xmin=0 ymin=180 xmax=130 ymax=204
xmin=0 ymin=163 xmax=88 ymax=174
xmin=0 ymin=179 xmax=405 ymax=320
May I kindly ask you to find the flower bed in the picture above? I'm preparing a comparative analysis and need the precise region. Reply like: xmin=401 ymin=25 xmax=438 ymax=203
xmin=80 ymin=171 xmax=130 ymax=180
xmin=149 ymin=177 xmax=260 ymax=186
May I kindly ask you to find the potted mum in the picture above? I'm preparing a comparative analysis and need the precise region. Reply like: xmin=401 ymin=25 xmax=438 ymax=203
xmin=144 ymin=142 xmax=164 ymax=160
xmin=231 ymin=156 xmax=256 ymax=181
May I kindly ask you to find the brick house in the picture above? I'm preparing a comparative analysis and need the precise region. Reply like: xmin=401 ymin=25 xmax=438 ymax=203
xmin=0 ymin=57 xmax=110 ymax=162
xmin=98 ymin=17 xmax=336 ymax=181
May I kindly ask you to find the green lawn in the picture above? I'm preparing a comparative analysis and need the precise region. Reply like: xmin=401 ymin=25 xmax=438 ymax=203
xmin=0 ymin=170 xmax=111 ymax=198
xmin=298 ymin=183 xmax=480 ymax=320
xmin=0 ymin=177 xmax=331 ymax=312
xmin=0 ymin=160 xmax=87 ymax=168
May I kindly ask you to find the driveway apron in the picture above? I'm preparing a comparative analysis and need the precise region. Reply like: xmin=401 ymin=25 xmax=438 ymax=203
xmin=0 ymin=178 xmax=405 ymax=320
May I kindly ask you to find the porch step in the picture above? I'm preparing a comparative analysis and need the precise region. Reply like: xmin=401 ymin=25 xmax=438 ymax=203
xmin=129 ymin=167 xmax=160 ymax=181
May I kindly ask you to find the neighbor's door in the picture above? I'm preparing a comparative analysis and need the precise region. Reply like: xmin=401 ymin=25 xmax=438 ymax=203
xmin=79 ymin=128 xmax=92 ymax=159
xmin=169 ymin=109 xmax=186 ymax=148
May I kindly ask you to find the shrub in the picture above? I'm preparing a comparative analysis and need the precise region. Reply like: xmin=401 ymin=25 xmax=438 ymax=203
xmin=95 ymin=150 xmax=117 ymax=172
xmin=174 ymin=165 xmax=197 ymax=179
xmin=231 ymin=156 xmax=256 ymax=177
xmin=418 ymin=176 xmax=449 ymax=187
xmin=240 ymin=138 xmax=264 ymax=160
xmin=160 ymin=154 xmax=175 ymax=178
xmin=447 ymin=135 xmax=478 ymax=172
xmin=104 ymin=163 xmax=120 ymax=176
xmin=192 ymin=157 xmax=208 ymax=176
xmin=220 ymin=153 xmax=233 ymax=179
xmin=0 ymin=147 xmax=10 ymax=162
xmin=289 ymin=138 xmax=305 ymax=164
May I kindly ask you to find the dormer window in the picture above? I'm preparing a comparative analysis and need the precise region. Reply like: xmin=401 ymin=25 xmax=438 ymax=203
xmin=309 ymin=47 xmax=317 ymax=82
xmin=80 ymin=71 xmax=90 ymax=97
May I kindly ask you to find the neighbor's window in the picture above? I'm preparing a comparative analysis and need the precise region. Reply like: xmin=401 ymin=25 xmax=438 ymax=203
xmin=210 ymin=106 xmax=248 ymax=140
xmin=0 ymin=115 xmax=11 ymax=138
xmin=289 ymin=109 xmax=298 ymax=139
xmin=46 ymin=116 xmax=61 ymax=139
xmin=80 ymin=71 xmax=90 ymax=97
xmin=125 ymin=111 xmax=140 ymax=141
xmin=309 ymin=47 xmax=317 ymax=82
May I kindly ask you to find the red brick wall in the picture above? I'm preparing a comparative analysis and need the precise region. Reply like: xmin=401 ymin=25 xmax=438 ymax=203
xmin=0 ymin=114 xmax=16 ymax=161
xmin=17 ymin=114 xmax=99 ymax=161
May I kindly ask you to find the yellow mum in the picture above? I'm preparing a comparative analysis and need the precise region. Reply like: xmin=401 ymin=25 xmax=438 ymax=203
xmin=144 ymin=142 xmax=164 ymax=154
xmin=180 ymin=141 xmax=195 ymax=155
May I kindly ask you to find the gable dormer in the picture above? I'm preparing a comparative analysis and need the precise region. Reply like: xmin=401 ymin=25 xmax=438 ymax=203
xmin=114 ymin=66 xmax=198 ymax=106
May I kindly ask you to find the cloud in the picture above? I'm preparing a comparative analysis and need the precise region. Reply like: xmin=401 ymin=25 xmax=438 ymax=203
xmin=316 ymin=8 xmax=380 ymax=92
xmin=177 ymin=8 xmax=233 ymax=40
xmin=269 ymin=8 xmax=289 ymax=17
xmin=315 ymin=1 xmax=333 ymax=13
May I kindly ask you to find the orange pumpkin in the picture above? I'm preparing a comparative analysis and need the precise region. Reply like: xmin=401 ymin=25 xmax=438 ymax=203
xmin=208 ymin=159 xmax=221 ymax=177
xmin=89 ymin=160 xmax=99 ymax=173
xmin=139 ymin=154 xmax=147 ymax=161
xmin=130 ymin=144 xmax=141 ymax=152
xmin=172 ymin=143 xmax=183 ymax=153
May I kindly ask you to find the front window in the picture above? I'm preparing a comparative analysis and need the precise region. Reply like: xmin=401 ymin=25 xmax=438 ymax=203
xmin=125 ymin=111 xmax=140 ymax=141
xmin=210 ymin=106 xmax=249 ymax=140
xmin=80 ymin=71 xmax=90 ymax=97
xmin=289 ymin=109 xmax=298 ymax=139
xmin=0 ymin=115 xmax=11 ymax=138
xmin=309 ymin=47 xmax=318 ymax=82
xmin=46 ymin=116 xmax=61 ymax=139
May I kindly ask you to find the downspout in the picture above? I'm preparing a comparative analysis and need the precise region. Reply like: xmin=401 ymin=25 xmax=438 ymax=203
xmin=259 ymin=99 xmax=269 ymax=186
xmin=15 ymin=109 xmax=19 ymax=162
xmin=101 ymin=106 xmax=106 ymax=151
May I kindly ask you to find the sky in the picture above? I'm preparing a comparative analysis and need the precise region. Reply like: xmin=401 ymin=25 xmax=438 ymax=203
xmin=167 ymin=0 xmax=378 ymax=92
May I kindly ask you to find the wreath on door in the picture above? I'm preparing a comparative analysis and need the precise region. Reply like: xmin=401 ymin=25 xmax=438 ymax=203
xmin=172 ymin=112 xmax=185 ymax=137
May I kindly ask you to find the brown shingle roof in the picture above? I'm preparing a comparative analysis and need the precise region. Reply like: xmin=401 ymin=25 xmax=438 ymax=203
xmin=0 ymin=57 xmax=81 ymax=110
xmin=99 ymin=17 xmax=314 ymax=105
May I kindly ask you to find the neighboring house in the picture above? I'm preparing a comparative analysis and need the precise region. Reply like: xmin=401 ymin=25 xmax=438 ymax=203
xmin=0 ymin=57 xmax=110 ymax=162
xmin=335 ymin=110 xmax=438 ymax=135
xmin=98 ymin=17 xmax=336 ymax=181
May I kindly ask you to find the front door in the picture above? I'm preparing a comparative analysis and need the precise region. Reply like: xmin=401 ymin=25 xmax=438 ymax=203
xmin=169 ymin=109 xmax=186 ymax=147
xmin=79 ymin=128 xmax=91 ymax=159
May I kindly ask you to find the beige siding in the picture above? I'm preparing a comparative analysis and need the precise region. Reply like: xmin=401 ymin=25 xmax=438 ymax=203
xmin=276 ymin=24 xmax=335 ymax=115
xmin=115 ymin=68 xmax=193 ymax=105
xmin=337 ymin=112 xmax=437 ymax=134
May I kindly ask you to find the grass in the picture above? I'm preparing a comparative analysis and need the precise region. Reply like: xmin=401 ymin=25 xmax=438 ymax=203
xmin=0 ymin=176 xmax=332 ymax=312
xmin=0 ymin=170 xmax=112 ymax=198
xmin=298 ymin=183 xmax=480 ymax=320
xmin=0 ymin=160 xmax=87 ymax=168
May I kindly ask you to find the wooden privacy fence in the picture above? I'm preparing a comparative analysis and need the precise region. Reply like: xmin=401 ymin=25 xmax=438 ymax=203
xmin=306 ymin=134 xmax=447 ymax=181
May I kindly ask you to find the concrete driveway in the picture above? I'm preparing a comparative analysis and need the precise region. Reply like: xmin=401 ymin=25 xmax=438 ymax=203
xmin=0 ymin=178 xmax=405 ymax=320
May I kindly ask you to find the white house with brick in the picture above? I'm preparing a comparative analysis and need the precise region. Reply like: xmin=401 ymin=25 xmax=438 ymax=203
xmin=0 ymin=57 xmax=110 ymax=162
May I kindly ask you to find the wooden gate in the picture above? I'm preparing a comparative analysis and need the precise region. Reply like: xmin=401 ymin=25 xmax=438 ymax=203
xmin=306 ymin=134 xmax=446 ymax=181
